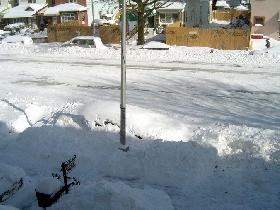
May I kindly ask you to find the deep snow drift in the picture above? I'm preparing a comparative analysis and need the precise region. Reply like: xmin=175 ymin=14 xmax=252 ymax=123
xmin=0 ymin=42 xmax=279 ymax=209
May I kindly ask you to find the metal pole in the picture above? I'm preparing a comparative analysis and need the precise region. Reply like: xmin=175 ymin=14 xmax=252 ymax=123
xmin=120 ymin=0 xmax=127 ymax=150
xmin=91 ymin=0 xmax=95 ymax=35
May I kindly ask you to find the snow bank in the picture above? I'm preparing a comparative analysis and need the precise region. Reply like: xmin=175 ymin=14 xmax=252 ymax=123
xmin=1 ymin=35 xmax=33 ymax=45
xmin=1 ymin=39 xmax=280 ymax=67
xmin=0 ymin=30 xmax=10 ymax=36
xmin=0 ymin=206 xmax=19 ymax=210
xmin=142 ymin=41 xmax=170 ymax=50
xmin=49 ymin=180 xmax=174 ymax=210
xmin=80 ymin=101 xmax=191 ymax=141
xmin=191 ymin=124 xmax=280 ymax=161
xmin=12 ymin=104 xmax=45 ymax=132
xmin=251 ymin=37 xmax=280 ymax=51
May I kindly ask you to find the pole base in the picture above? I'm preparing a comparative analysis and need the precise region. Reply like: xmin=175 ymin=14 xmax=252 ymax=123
xmin=118 ymin=145 xmax=129 ymax=152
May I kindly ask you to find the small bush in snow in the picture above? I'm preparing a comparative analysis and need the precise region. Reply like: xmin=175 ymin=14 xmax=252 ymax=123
xmin=4 ymin=23 xmax=25 ymax=32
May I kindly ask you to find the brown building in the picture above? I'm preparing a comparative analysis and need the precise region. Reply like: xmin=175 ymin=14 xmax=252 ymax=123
xmin=44 ymin=0 xmax=88 ymax=25
xmin=251 ymin=0 xmax=280 ymax=40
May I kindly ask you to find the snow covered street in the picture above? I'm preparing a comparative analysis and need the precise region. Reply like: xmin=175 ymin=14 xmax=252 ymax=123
xmin=0 ymin=43 xmax=279 ymax=209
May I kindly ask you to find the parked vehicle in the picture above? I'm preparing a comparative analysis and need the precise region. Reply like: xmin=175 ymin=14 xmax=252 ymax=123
xmin=1 ymin=35 xmax=33 ymax=45
xmin=0 ymin=30 xmax=11 ymax=43
xmin=61 ymin=36 xmax=106 ymax=49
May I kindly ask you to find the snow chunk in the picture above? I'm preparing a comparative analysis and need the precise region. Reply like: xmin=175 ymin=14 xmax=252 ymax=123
xmin=192 ymin=124 xmax=280 ymax=161
xmin=12 ymin=104 xmax=45 ymax=132
xmin=36 ymin=177 xmax=63 ymax=195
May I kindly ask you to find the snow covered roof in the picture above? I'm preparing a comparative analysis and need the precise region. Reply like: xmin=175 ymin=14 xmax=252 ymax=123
xmin=44 ymin=3 xmax=87 ymax=16
xmin=3 ymin=4 xmax=47 ymax=18
xmin=234 ymin=5 xmax=248 ymax=11
xmin=157 ymin=2 xmax=186 ymax=11
xmin=216 ymin=0 xmax=230 ymax=8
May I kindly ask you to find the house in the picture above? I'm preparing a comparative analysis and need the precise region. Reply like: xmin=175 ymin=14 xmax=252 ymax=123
xmin=87 ymin=1 xmax=119 ymax=27
xmin=250 ymin=0 xmax=280 ymax=40
xmin=186 ymin=0 xmax=210 ymax=27
xmin=3 ymin=0 xmax=47 ymax=27
xmin=211 ymin=0 xmax=250 ymax=22
xmin=44 ymin=0 xmax=88 ymax=26
xmin=156 ymin=1 xmax=186 ymax=28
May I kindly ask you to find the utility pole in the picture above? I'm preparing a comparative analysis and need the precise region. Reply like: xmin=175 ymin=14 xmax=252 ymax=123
xmin=91 ymin=0 xmax=95 ymax=35
xmin=120 ymin=0 xmax=128 ymax=152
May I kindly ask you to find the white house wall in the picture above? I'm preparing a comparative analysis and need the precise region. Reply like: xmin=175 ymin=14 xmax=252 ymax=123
xmin=251 ymin=0 xmax=280 ymax=40
xmin=86 ymin=0 xmax=119 ymax=26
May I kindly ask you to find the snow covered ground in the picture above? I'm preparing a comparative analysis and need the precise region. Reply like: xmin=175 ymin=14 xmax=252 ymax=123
xmin=0 ymin=41 xmax=279 ymax=209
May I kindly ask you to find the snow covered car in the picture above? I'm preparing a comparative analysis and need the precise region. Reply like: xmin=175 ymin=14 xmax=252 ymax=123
xmin=1 ymin=35 xmax=33 ymax=45
xmin=61 ymin=36 xmax=106 ymax=49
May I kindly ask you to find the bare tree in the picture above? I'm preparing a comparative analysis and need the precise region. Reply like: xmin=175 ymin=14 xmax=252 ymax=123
xmin=129 ymin=0 xmax=172 ymax=45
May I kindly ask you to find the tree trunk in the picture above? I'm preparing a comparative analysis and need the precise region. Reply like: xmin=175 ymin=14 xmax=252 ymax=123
xmin=137 ymin=2 xmax=145 ymax=45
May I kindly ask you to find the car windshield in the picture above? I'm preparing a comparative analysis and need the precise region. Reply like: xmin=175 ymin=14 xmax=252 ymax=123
xmin=72 ymin=39 xmax=79 ymax=44
xmin=71 ymin=39 xmax=95 ymax=46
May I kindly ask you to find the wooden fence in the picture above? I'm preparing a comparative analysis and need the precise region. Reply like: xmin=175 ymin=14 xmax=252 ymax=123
xmin=166 ymin=27 xmax=250 ymax=50
xmin=48 ymin=24 xmax=120 ymax=44
xmin=48 ymin=25 xmax=92 ymax=42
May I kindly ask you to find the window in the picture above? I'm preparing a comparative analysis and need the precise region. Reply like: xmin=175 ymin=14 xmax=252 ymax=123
xmin=61 ymin=13 xmax=75 ymax=23
xmin=72 ymin=39 xmax=79 ymax=44
xmin=65 ymin=0 xmax=77 ymax=3
xmin=254 ymin=16 xmax=265 ymax=27
xmin=28 ymin=0 xmax=36 ymax=3
xmin=159 ymin=13 xmax=177 ymax=24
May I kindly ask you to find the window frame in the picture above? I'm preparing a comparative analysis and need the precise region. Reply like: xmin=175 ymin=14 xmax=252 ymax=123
xmin=61 ymin=12 xmax=76 ymax=23
xmin=65 ymin=0 xmax=77 ymax=3
xmin=253 ymin=16 xmax=265 ymax=27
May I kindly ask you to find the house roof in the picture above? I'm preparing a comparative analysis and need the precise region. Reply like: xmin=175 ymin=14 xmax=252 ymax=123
xmin=44 ymin=3 xmax=87 ymax=16
xmin=157 ymin=1 xmax=186 ymax=12
xmin=234 ymin=5 xmax=248 ymax=11
xmin=216 ymin=0 xmax=230 ymax=8
xmin=3 ymin=4 xmax=47 ymax=18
